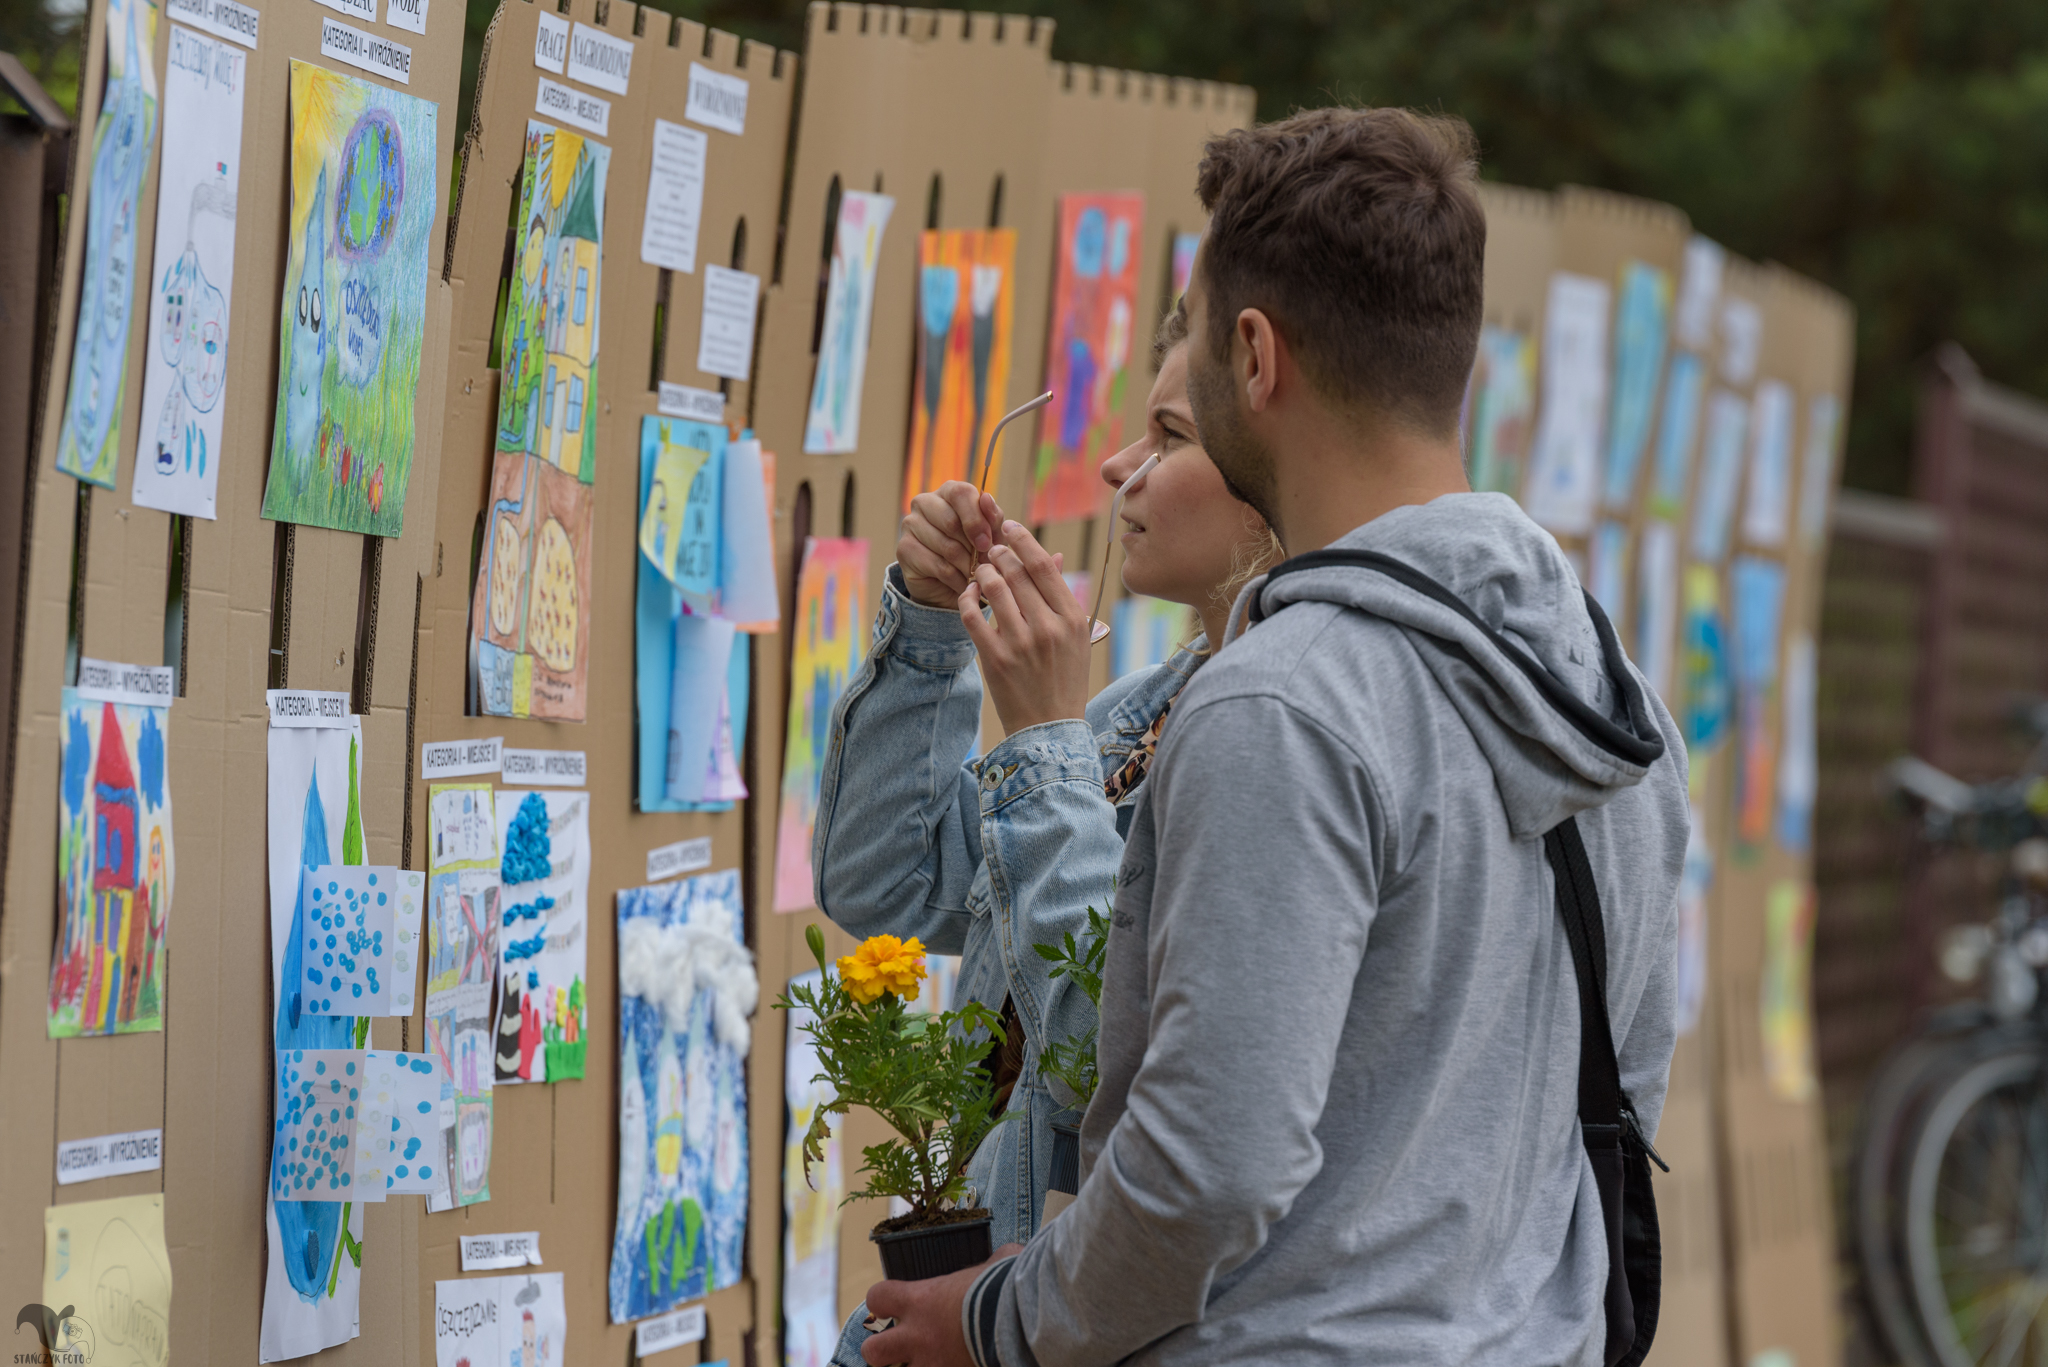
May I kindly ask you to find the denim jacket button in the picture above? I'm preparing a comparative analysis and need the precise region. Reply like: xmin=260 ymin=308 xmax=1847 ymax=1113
xmin=983 ymin=767 xmax=1001 ymax=789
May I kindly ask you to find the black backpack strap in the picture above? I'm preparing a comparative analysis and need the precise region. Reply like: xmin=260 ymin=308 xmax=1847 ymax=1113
xmin=1544 ymin=815 xmax=1621 ymax=1129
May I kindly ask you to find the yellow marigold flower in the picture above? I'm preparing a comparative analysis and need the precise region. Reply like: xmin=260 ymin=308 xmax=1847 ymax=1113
xmin=837 ymin=934 xmax=928 ymax=1004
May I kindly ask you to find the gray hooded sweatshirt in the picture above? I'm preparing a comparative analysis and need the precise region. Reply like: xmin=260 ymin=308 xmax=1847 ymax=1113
xmin=963 ymin=493 xmax=1687 ymax=1366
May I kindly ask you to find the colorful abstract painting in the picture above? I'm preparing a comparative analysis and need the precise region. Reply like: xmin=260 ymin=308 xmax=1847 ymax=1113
xmin=1032 ymin=192 xmax=1142 ymax=524
xmin=1110 ymin=596 xmax=1192 ymax=680
xmin=781 ymin=969 xmax=843 ymax=1367
xmin=496 ymin=120 xmax=607 ymax=485
xmin=1169 ymin=231 xmax=1199 ymax=303
xmin=610 ymin=869 xmax=753 ymax=1322
xmin=262 ymin=60 xmax=437 ymax=537
xmin=426 ymin=782 xmax=497 ymax=1209
xmin=53 ymin=0 xmax=159 ymax=488
xmin=804 ymin=190 xmax=894 ymax=455
xmin=1465 ymin=324 xmax=1536 ymax=498
xmin=1730 ymin=555 xmax=1786 ymax=852
xmin=773 ymin=538 xmax=869 ymax=911
xmin=472 ymin=450 xmax=594 ymax=721
xmin=494 ymin=790 xmax=589 ymax=1084
xmin=1601 ymin=261 xmax=1672 ymax=512
xmin=1680 ymin=564 xmax=1729 ymax=784
xmin=1761 ymin=880 xmax=1818 ymax=1102
xmin=49 ymin=693 xmax=174 ymax=1038
xmin=903 ymin=229 xmax=1015 ymax=506
xmin=262 ymin=715 xmax=368 ymax=1362
xmin=131 ymin=25 xmax=244 ymax=518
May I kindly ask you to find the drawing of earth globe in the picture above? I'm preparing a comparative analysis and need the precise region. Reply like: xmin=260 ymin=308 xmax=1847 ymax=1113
xmin=336 ymin=109 xmax=405 ymax=263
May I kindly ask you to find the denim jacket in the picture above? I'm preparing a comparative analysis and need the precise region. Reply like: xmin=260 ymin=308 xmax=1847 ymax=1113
xmin=811 ymin=565 xmax=1204 ymax=1247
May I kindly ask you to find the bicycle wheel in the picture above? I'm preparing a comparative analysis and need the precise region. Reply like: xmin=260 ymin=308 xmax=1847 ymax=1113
xmin=1858 ymin=1011 xmax=1995 ymax=1367
xmin=1903 ymin=1036 xmax=2048 ymax=1367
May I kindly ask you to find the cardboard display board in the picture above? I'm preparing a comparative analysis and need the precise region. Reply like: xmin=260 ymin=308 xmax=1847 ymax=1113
xmin=427 ymin=1 xmax=795 ymax=1360
xmin=0 ymin=1 xmax=1858 ymax=1359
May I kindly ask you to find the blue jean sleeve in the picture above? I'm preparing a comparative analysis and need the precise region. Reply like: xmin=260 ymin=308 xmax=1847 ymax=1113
xmin=811 ymin=566 xmax=988 ymax=953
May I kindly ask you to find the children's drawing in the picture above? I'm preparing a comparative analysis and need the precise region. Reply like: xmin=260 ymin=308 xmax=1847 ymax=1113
xmin=1689 ymin=389 xmax=1749 ymax=563
xmin=53 ymin=0 xmax=159 ymax=488
xmin=49 ymin=692 xmax=174 ymax=1038
xmin=496 ymin=121 xmax=608 ymax=485
xmin=261 ymin=60 xmax=438 ymax=537
xmin=1524 ymin=272 xmax=1610 ymax=536
xmin=1170 ymin=231 xmax=1200 ymax=303
xmin=668 ymin=612 xmax=738 ymax=805
xmin=1760 ymin=880 xmax=1818 ymax=1102
xmin=132 ymin=25 xmax=244 ymax=519
xmin=43 ymin=1194 xmax=172 ymax=1365
xmin=1464 ymin=324 xmax=1536 ymax=498
xmin=1741 ymin=378 xmax=1795 ymax=549
xmin=363 ymin=1050 xmax=445 ymax=1197
xmin=1730 ymin=555 xmax=1786 ymax=851
xmin=1110 ymin=596 xmax=1193 ymax=681
xmin=773 ymin=538 xmax=869 ymax=911
xmin=904 ymin=229 xmax=1016 ymax=506
xmin=494 ymin=790 xmax=590 ymax=1084
xmin=1032 ymin=192 xmax=1143 ymax=524
xmin=426 ymin=783 xmax=497 ymax=1209
xmin=294 ymin=866 xmax=425 ymax=1018
xmin=637 ymin=418 xmax=751 ymax=813
xmin=274 ymin=1049 xmax=441 ymax=1202
xmin=781 ymin=970 xmax=843 ymax=1367
xmin=433 ymin=1272 xmax=566 ymax=1367
xmin=1778 ymin=632 xmax=1817 ymax=855
xmin=472 ymin=451 xmax=594 ymax=721
xmin=1648 ymin=352 xmax=1704 ymax=520
xmin=1587 ymin=521 xmax=1630 ymax=633
xmin=1674 ymin=806 xmax=1711 ymax=1037
xmin=611 ymin=869 xmax=754 ymax=1322
xmin=262 ymin=717 xmax=368 ymax=1363
xmin=1601 ymin=261 xmax=1672 ymax=511
xmin=1799 ymin=394 xmax=1841 ymax=549
xmin=1634 ymin=519 xmax=1678 ymax=704
xmin=1680 ymin=564 xmax=1729 ymax=779
xmin=804 ymin=190 xmax=894 ymax=454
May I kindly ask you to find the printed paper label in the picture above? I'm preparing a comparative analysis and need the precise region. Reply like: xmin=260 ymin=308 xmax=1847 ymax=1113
xmin=657 ymin=381 xmax=724 ymax=424
xmin=646 ymin=836 xmax=713 ymax=882
xmin=319 ymin=17 xmax=412 ymax=84
xmin=57 ymin=1129 xmax=164 ymax=1185
xmin=537 ymin=76 xmax=608 ymax=137
xmin=640 ymin=118 xmax=707 ymax=274
xmin=266 ymin=689 xmax=353 ymax=728
xmin=459 ymin=1231 xmax=543 ymax=1270
xmin=164 ymin=0 xmax=259 ymax=47
xmin=533 ymin=10 xmax=567 ymax=72
xmin=499 ymin=748 xmax=586 ymax=785
xmin=75 ymin=658 xmax=176 ymax=707
xmin=635 ymin=1304 xmax=706 ymax=1356
xmin=420 ymin=736 xmax=504 ymax=780
xmin=567 ymin=20 xmax=632 ymax=94
xmin=697 ymin=265 xmax=760 ymax=381
xmin=312 ymin=0 xmax=375 ymax=25
xmin=685 ymin=61 xmax=746 ymax=134
xmin=385 ymin=0 xmax=427 ymax=36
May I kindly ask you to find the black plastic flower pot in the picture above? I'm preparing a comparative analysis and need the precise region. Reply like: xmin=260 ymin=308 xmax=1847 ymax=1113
xmin=1048 ymin=1118 xmax=1082 ymax=1195
xmin=870 ymin=1212 xmax=993 ymax=1281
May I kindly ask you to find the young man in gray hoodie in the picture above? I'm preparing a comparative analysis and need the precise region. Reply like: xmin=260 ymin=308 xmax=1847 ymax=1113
xmin=863 ymin=106 xmax=1688 ymax=1367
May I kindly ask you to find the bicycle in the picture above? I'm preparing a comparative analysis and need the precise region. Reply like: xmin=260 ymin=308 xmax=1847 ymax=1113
xmin=1854 ymin=702 xmax=2048 ymax=1367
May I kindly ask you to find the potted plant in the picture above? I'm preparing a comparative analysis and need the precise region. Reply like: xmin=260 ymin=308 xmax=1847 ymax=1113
xmin=1033 ymin=906 xmax=1109 ymax=1204
xmin=778 ymin=925 xmax=1013 ymax=1280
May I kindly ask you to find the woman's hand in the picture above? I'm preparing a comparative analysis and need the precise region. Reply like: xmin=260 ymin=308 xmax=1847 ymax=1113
xmin=899 ymin=482 xmax=1003 ymax=609
xmin=960 ymin=522 xmax=1092 ymax=735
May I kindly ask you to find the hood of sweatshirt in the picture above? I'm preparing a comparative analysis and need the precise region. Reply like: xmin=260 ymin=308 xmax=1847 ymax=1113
xmin=1238 ymin=492 xmax=1672 ymax=840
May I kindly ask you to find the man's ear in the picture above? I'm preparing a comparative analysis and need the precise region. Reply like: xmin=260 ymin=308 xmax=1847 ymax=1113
xmin=1237 ymin=308 xmax=1281 ymax=415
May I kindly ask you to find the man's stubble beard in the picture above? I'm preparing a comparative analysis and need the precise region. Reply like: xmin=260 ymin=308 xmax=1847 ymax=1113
xmin=1186 ymin=343 xmax=1281 ymax=537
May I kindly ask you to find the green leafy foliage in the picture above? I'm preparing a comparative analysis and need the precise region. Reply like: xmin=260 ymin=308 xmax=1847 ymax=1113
xmin=775 ymin=925 xmax=1014 ymax=1218
xmin=1033 ymin=905 xmax=1110 ymax=1107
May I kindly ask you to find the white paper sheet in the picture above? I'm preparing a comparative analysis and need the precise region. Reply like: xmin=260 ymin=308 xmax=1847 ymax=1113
xmin=1524 ymin=272 xmax=1610 ymax=536
xmin=1740 ymin=379 xmax=1795 ymax=549
xmin=1635 ymin=519 xmax=1678 ymax=705
xmin=697 ymin=264 xmax=760 ymax=380
xmin=668 ymin=611 xmax=737 ymax=803
xmin=641 ymin=118 xmax=707 ymax=274
xmin=493 ymin=790 xmax=591 ymax=1085
xmin=261 ymin=719 xmax=366 ymax=1362
xmin=132 ymin=24 xmax=245 ymax=519
xmin=434 ymin=1272 xmax=566 ymax=1367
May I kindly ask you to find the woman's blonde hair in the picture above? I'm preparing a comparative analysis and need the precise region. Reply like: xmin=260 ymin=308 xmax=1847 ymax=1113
xmin=1151 ymin=299 xmax=1284 ymax=648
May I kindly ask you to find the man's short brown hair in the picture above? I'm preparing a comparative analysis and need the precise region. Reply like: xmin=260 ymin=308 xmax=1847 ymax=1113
xmin=1196 ymin=107 xmax=1485 ymax=435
